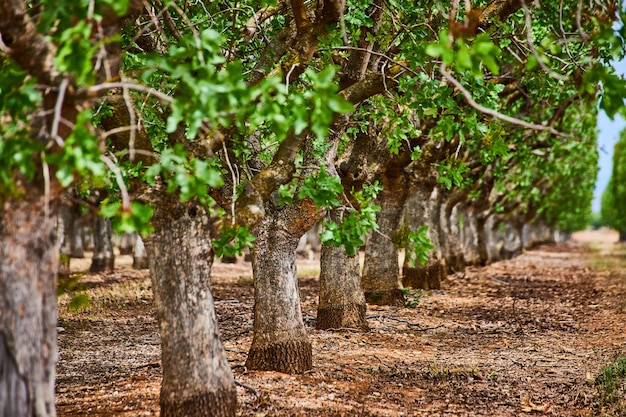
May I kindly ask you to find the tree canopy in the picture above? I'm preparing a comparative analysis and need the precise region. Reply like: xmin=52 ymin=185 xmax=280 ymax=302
xmin=1 ymin=0 xmax=621 ymax=245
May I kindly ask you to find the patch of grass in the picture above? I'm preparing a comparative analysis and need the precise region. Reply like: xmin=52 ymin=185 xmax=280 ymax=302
xmin=58 ymin=277 xmax=153 ymax=319
xmin=297 ymin=264 xmax=321 ymax=278
xmin=57 ymin=273 xmax=91 ymax=312
xmin=424 ymin=362 xmax=481 ymax=382
xmin=595 ymin=357 xmax=626 ymax=415
xmin=402 ymin=288 xmax=424 ymax=308
xmin=370 ymin=291 xmax=384 ymax=302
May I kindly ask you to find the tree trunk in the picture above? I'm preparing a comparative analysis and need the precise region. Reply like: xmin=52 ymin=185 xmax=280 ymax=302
xmin=461 ymin=206 xmax=482 ymax=266
xmin=89 ymin=215 xmax=114 ymax=273
xmin=132 ymin=234 xmax=148 ymax=270
xmin=361 ymin=185 xmax=406 ymax=306
xmin=245 ymin=203 xmax=316 ymax=374
xmin=619 ymin=231 xmax=626 ymax=242
xmin=401 ymin=185 xmax=446 ymax=290
xmin=146 ymin=196 xmax=237 ymax=417
xmin=1 ymin=190 xmax=59 ymax=417
xmin=317 ymin=209 xmax=368 ymax=331
xmin=117 ymin=232 xmax=135 ymax=255
xmin=476 ymin=214 xmax=490 ymax=265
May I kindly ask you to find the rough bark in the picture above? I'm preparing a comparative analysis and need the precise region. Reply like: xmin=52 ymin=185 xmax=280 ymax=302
xmin=117 ymin=233 xmax=135 ymax=256
xmin=502 ymin=220 xmax=523 ymax=259
xmin=461 ymin=207 xmax=482 ymax=266
xmin=401 ymin=185 xmax=446 ymax=290
xmin=89 ymin=215 xmax=115 ymax=273
xmin=361 ymin=184 xmax=406 ymax=306
xmin=0 ymin=184 xmax=60 ymax=417
xmin=245 ymin=201 xmax=321 ymax=373
xmin=146 ymin=194 xmax=236 ymax=417
xmin=317 ymin=209 xmax=369 ymax=331
xmin=132 ymin=234 xmax=148 ymax=270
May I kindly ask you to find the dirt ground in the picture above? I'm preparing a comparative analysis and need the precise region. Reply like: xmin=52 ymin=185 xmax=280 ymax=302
xmin=56 ymin=229 xmax=626 ymax=416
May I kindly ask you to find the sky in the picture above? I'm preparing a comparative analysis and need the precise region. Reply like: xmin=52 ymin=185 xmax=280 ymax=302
xmin=593 ymin=59 xmax=626 ymax=213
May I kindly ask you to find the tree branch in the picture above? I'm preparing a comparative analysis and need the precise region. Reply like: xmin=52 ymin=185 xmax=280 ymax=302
xmin=439 ymin=63 xmax=573 ymax=138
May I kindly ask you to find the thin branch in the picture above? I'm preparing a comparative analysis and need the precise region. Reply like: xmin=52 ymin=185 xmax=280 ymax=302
xmin=222 ymin=140 xmax=238 ymax=226
xmin=330 ymin=46 xmax=419 ymax=77
xmin=100 ymin=154 xmax=131 ymax=211
xmin=234 ymin=380 xmax=259 ymax=398
xmin=576 ymin=0 xmax=590 ymax=41
xmin=50 ymin=78 xmax=69 ymax=147
xmin=42 ymin=155 xmax=51 ymax=218
xmin=86 ymin=82 xmax=174 ymax=103
xmin=521 ymin=0 xmax=567 ymax=81
xmin=439 ymin=63 xmax=572 ymax=138
xmin=121 ymin=77 xmax=138 ymax=161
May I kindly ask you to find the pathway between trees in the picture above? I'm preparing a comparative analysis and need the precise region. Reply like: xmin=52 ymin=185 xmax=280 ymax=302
xmin=56 ymin=230 xmax=626 ymax=416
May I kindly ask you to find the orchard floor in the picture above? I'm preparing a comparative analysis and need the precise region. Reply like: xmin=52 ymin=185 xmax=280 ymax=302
xmin=56 ymin=229 xmax=626 ymax=416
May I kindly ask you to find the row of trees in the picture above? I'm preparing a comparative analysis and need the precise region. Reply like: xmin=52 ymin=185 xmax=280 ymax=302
xmin=1 ymin=0 xmax=624 ymax=416
xmin=601 ymin=127 xmax=626 ymax=240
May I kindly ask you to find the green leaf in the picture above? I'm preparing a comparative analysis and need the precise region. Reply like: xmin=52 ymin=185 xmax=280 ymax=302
xmin=297 ymin=165 xmax=343 ymax=208
xmin=213 ymin=226 xmax=256 ymax=257
xmin=455 ymin=42 xmax=473 ymax=71
xmin=100 ymin=0 xmax=129 ymax=15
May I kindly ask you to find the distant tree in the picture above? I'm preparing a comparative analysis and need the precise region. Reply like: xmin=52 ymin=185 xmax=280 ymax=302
xmin=602 ymin=128 xmax=626 ymax=241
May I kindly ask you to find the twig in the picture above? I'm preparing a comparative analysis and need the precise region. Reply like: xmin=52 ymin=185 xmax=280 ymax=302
xmin=322 ymin=327 xmax=364 ymax=332
xmin=87 ymin=82 xmax=174 ymax=104
xmin=382 ymin=316 xmax=443 ymax=330
xmin=521 ymin=0 xmax=567 ymax=81
xmin=222 ymin=327 xmax=253 ymax=341
xmin=235 ymin=380 xmax=259 ymax=397
xmin=50 ymin=77 xmax=69 ymax=147
xmin=222 ymin=140 xmax=238 ymax=226
xmin=329 ymin=46 xmax=419 ymax=77
xmin=121 ymin=77 xmax=138 ymax=161
xmin=42 ymin=155 xmax=51 ymax=218
xmin=100 ymin=154 xmax=131 ymax=211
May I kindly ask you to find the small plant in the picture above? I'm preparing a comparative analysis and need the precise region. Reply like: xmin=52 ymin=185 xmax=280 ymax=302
xmin=595 ymin=357 xmax=626 ymax=415
xmin=57 ymin=272 xmax=90 ymax=311
xmin=370 ymin=291 xmax=384 ymax=302
xmin=402 ymin=288 xmax=424 ymax=308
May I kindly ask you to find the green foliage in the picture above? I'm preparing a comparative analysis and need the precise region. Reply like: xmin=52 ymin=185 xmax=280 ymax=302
xmin=1 ymin=0 xmax=623 ymax=275
xmin=601 ymin=128 xmax=626 ymax=233
xmin=213 ymin=226 xmax=256 ymax=258
xmin=320 ymin=182 xmax=382 ymax=255
xmin=298 ymin=165 xmax=344 ymax=208
xmin=57 ymin=272 xmax=90 ymax=311
xmin=46 ymin=110 xmax=106 ymax=187
xmin=144 ymin=145 xmax=223 ymax=206
xmin=100 ymin=200 xmax=154 ymax=236
xmin=54 ymin=20 xmax=99 ymax=85
xmin=595 ymin=357 xmax=626 ymax=414
xmin=402 ymin=288 xmax=424 ymax=308
xmin=0 ymin=59 xmax=42 ymax=118
xmin=425 ymin=31 xmax=501 ymax=77
xmin=436 ymin=158 xmax=470 ymax=190
xmin=393 ymin=224 xmax=435 ymax=267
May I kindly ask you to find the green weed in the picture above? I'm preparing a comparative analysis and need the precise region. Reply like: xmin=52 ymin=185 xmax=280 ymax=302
xmin=595 ymin=357 xmax=626 ymax=415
